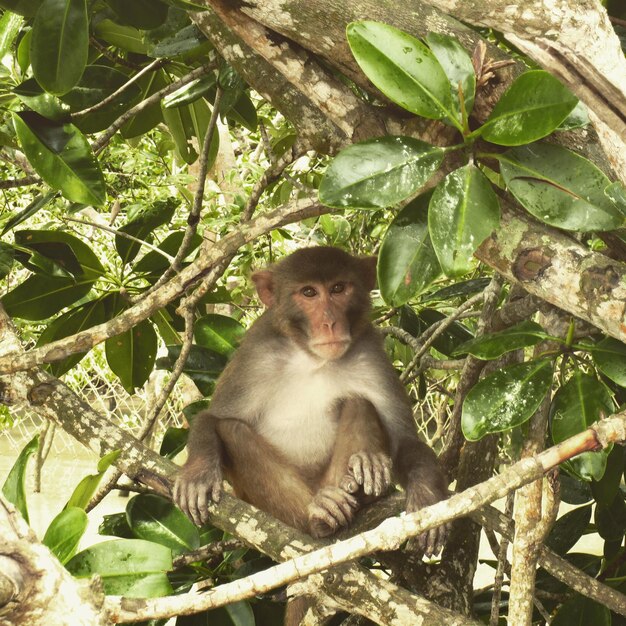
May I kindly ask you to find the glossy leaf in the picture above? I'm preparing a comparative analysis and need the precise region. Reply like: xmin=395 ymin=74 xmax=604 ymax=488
xmin=162 ymin=74 xmax=216 ymax=109
xmin=151 ymin=24 xmax=208 ymax=58
xmin=188 ymin=97 xmax=219 ymax=168
xmin=31 ymin=0 xmax=88 ymax=95
xmin=43 ymin=507 xmax=88 ymax=564
xmin=14 ymin=229 xmax=104 ymax=280
xmin=126 ymin=494 xmax=199 ymax=556
xmin=13 ymin=112 xmax=105 ymax=206
xmin=550 ymin=373 xmax=615 ymax=481
xmin=157 ymin=345 xmax=227 ymax=396
xmin=319 ymin=214 xmax=352 ymax=245
xmin=592 ymin=337 xmax=626 ymax=387
xmin=116 ymin=199 xmax=177 ymax=264
xmin=162 ymin=102 xmax=195 ymax=164
xmin=452 ymin=320 xmax=549 ymax=359
xmin=594 ymin=491 xmax=626 ymax=541
xmin=378 ymin=191 xmax=441 ymax=306
xmin=499 ymin=143 xmax=623 ymax=231
xmin=94 ymin=19 xmax=150 ymax=55
xmin=319 ymin=136 xmax=444 ymax=209
xmin=1 ymin=192 xmax=56 ymax=236
xmin=592 ymin=446 xmax=625 ymax=507
xmin=13 ymin=78 xmax=69 ymax=120
xmin=228 ymin=91 xmax=258 ymax=132
xmin=398 ymin=306 xmax=473 ymax=357
xmin=428 ymin=164 xmax=500 ymax=277
xmin=552 ymin=594 xmax=611 ymax=626
xmin=0 ymin=12 xmax=24 ymax=61
xmin=2 ymin=275 xmax=94 ymax=320
xmin=37 ymin=298 xmax=107 ymax=376
xmin=545 ymin=505 xmax=591 ymax=555
xmin=559 ymin=474 xmax=592 ymax=505
xmin=105 ymin=320 xmax=158 ymax=393
xmin=121 ymin=70 xmax=167 ymax=138
xmin=462 ymin=359 xmax=553 ymax=441
xmin=66 ymin=539 xmax=173 ymax=597
xmin=61 ymin=65 xmax=142 ymax=134
xmin=478 ymin=71 xmax=578 ymax=146
xmin=99 ymin=512 xmax=133 ymax=539
xmin=105 ymin=0 xmax=168 ymax=29
xmin=425 ymin=32 xmax=476 ymax=120
xmin=194 ymin=314 xmax=245 ymax=357
xmin=0 ymin=243 xmax=14 ymax=280
xmin=421 ymin=278 xmax=492 ymax=303
xmin=65 ymin=450 xmax=121 ymax=510
xmin=1 ymin=435 xmax=38 ymax=523
xmin=347 ymin=21 xmax=457 ymax=125
xmin=558 ymin=100 xmax=590 ymax=131
xmin=159 ymin=426 xmax=188 ymax=459
xmin=0 ymin=0 xmax=41 ymax=16
xmin=605 ymin=181 xmax=626 ymax=216
xmin=134 ymin=232 xmax=202 ymax=275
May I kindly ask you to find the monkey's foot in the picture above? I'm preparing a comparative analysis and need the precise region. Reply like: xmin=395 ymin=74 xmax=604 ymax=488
xmin=340 ymin=451 xmax=392 ymax=497
xmin=307 ymin=486 xmax=358 ymax=538
xmin=405 ymin=488 xmax=449 ymax=557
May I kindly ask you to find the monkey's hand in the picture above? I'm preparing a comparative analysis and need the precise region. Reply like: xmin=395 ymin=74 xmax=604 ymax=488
xmin=307 ymin=486 xmax=358 ymax=538
xmin=405 ymin=486 xmax=449 ymax=558
xmin=340 ymin=451 xmax=392 ymax=498
xmin=173 ymin=461 xmax=223 ymax=527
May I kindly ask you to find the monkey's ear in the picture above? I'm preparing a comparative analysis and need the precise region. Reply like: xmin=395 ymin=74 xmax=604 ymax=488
xmin=251 ymin=270 xmax=275 ymax=307
xmin=359 ymin=256 xmax=378 ymax=291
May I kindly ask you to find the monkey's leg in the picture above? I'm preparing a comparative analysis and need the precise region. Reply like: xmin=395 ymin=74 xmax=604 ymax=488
xmin=308 ymin=399 xmax=392 ymax=538
xmin=216 ymin=418 xmax=356 ymax=533
xmin=323 ymin=397 xmax=392 ymax=497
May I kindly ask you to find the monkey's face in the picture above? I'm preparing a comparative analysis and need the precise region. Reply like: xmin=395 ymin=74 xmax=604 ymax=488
xmin=290 ymin=280 xmax=354 ymax=360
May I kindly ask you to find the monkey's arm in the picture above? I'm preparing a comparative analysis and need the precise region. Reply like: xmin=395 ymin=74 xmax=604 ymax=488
xmin=173 ymin=410 xmax=224 ymax=526
xmin=395 ymin=436 xmax=449 ymax=556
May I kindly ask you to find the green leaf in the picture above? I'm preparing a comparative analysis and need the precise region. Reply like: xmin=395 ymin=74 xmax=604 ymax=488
xmin=133 ymin=232 xmax=202 ymax=275
xmin=378 ymin=191 xmax=441 ymax=306
xmin=31 ymin=0 xmax=88 ymax=95
xmin=452 ymin=320 xmax=549 ymax=359
xmin=43 ymin=507 xmax=88 ymax=564
xmin=552 ymin=594 xmax=611 ymax=626
xmin=594 ymin=491 xmax=626 ymax=541
xmin=105 ymin=0 xmax=168 ymax=30
xmin=162 ymin=74 xmax=216 ymax=109
xmin=2 ymin=435 xmax=39 ymax=523
xmin=156 ymin=345 xmax=227 ymax=396
xmin=462 ymin=359 xmax=553 ymax=441
xmin=398 ymin=306 xmax=473 ymax=357
xmin=478 ymin=70 xmax=578 ymax=146
xmin=1 ymin=192 xmax=56 ymax=236
xmin=0 ymin=243 xmax=14 ymax=280
xmin=0 ymin=12 xmax=24 ymax=59
xmin=592 ymin=446 xmax=625 ymax=507
xmin=545 ymin=505 xmax=592 ymax=555
xmin=319 ymin=136 xmax=444 ymax=209
xmin=319 ymin=215 xmax=352 ymax=245
xmin=550 ymin=373 xmax=615 ymax=481
xmin=194 ymin=314 xmax=245 ymax=357
xmin=2 ymin=274 xmax=94 ymax=320
xmin=605 ymin=181 xmax=626 ymax=216
xmin=425 ymin=32 xmax=476 ymax=121
xmin=61 ymin=65 xmax=142 ymax=134
xmin=559 ymin=474 xmax=592 ymax=505
xmin=99 ymin=512 xmax=134 ymax=539
xmin=65 ymin=450 xmax=121 ymax=510
xmin=558 ymin=100 xmax=589 ymax=131
xmin=421 ymin=278 xmax=492 ymax=303
xmin=428 ymin=164 xmax=500 ymax=277
xmin=0 ymin=0 xmax=41 ymax=16
xmin=228 ymin=91 xmax=258 ymax=132
xmin=94 ymin=19 xmax=150 ymax=55
xmin=346 ymin=21 xmax=458 ymax=126
xmin=126 ymin=494 xmax=199 ymax=556
xmin=499 ymin=143 xmax=623 ymax=231
xmin=116 ymin=199 xmax=178 ymax=264
xmin=66 ymin=539 xmax=173 ymax=597
xmin=150 ymin=24 xmax=207 ymax=58
xmin=14 ymin=229 xmax=104 ymax=280
xmin=106 ymin=320 xmax=158 ymax=393
xmin=13 ymin=112 xmax=105 ymax=206
xmin=37 ymin=298 xmax=107 ymax=376
xmin=592 ymin=337 xmax=626 ymax=387
xmin=188 ymin=97 xmax=219 ymax=167
xmin=13 ymin=78 xmax=69 ymax=120
xmin=121 ymin=70 xmax=167 ymax=138
xmin=159 ymin=426 xmax=188 ymax=459
xmin=162 ymin=102 xmax=196 ymax=164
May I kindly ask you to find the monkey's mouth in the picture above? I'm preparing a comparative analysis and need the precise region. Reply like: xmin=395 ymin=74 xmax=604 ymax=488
xmin=310 ymin=339 xmax=350 ymax=360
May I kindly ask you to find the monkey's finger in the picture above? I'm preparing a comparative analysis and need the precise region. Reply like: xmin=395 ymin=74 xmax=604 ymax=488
xmin=211 ymin=480 xmax=222 ymax=503
xmin=339 ymin=474 xmax=359 ymax=494
xmin=350 ymin=455 xmax=364 ymax=485
xmin=197 ymin=487 xmax=209 ymax=525
xmin=360 ymin=455 xmax=374 ymax=495
xmin=309 ymin=508 xmax=338 ymax=535
xmin=188 ymin=490 xmax=203 ymax=527
xmin=382 ymin=459 xmax=392 ymax=489
xmin=319 ymin=495 xmax=351 ymax=526
xmin=424 ymin=528 xmax=439 ymax=558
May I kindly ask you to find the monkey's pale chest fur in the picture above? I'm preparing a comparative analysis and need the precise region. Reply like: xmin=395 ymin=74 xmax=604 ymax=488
xmin=255 ymin=348 xmax=381 ymax=468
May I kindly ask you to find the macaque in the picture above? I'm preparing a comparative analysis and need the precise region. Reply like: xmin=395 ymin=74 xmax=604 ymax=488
xmin=174 ymin=246 xmax=448 ymax=564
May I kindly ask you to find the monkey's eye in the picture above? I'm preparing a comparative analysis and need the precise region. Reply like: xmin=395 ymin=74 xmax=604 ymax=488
xmin=331 ymin=282 xmax=345 ymax=294
xmin=301 ymin=286 xmax=317 ymax=297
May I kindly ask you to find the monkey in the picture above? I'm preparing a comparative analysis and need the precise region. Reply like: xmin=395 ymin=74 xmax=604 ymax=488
xmin=173 ymin=247 xmax=449 ymax=617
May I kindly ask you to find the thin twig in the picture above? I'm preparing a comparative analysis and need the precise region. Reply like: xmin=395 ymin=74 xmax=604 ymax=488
xmin=0 ymin=175 xmax=40 ymax=189
xmin=90 ymin=36 xmax=141 ymax=70
xmin=173 ymin=539 xmax=244 ymax=569
xmin=72 ymin=59 xmax=167 ymax=120
xmin=490 ymin=493 xmax=514 ymax=626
